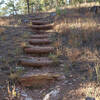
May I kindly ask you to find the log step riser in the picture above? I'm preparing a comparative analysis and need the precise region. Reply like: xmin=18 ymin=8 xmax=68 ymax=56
xmin=29 ymin=39 xmax=52 ymax=45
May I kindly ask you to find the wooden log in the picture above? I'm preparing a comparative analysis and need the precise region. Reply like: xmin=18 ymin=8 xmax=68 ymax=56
xmin=30 ymin=24 xmax=54 ymax=30
xmin=30 ymin=34 xmax=50 ymax=39
xmin=18 ymin=72 xmax=61 ymax=87
xmin=19 ymin=57 xmax=53 ymax=67
xmin=24 ymin=46 xmax=54 ymax=54
xmin=32 ymin=20 xmax=51 ymax=25
xmin=29 ymin=39 xmax=52 ymax=45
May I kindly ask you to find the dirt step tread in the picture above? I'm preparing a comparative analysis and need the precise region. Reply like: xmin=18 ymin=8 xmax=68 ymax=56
xmin=19 ymin=57 xmax=53 ymax=67
xmin=31 ymin=31 xmax=55 ymax=34
xmin=24 ymin=46 xmax=54 ymax=54
xmin=30 ymin=34 xmax=50 ymax=39
xmin=29 ymin=39 xmax=52 ymax=45
xmin=18 ymin=72 xmax=62 ymax=87
xmin=20 ymin=72 xmax=61 ymax=78
xmin=30 ymin=17 xmax=48 ymax=20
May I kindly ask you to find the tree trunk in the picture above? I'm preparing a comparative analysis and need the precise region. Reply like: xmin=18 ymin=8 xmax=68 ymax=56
xmin=56 ymin=0 xmax=58 ymax=7
xmin=84 ymin=0 xmax=87 ymax=3
xmin=31 ymin=4 xmax=33 ymax=14
xmin=26 ymin=0 xmax=30 ymax=14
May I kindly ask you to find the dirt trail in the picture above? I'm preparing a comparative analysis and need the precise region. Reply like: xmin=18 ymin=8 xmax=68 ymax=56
xmin=16 ymin=14 xmax=65 ymax=100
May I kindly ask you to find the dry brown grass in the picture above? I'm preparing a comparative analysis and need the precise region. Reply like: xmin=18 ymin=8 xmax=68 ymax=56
xmin=0 ymin=27 xmax=5 ymax=34
xmin=63 ymin=82 xmax=100 ymax=100
xmin=0 ymin=17 xmax=16 ymax=26
xmin=54 ymin=6 xmax=100 ymax=62
xmin=54 ymin=5 xmax=100 ymax=97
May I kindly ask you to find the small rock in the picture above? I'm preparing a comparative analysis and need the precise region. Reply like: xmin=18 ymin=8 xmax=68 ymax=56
xmin=25 ymin=97 xmax=33 ymax=100
xmin=21 ymin=19 xmax=29 ymax=23
xmin=85 ymin=97 xmax=95 ymax=100
xmin=70 ymin=74 xmax=73 ymax=77
xmin=21 ymin=91 xmax=27 ymax=97
xmin=16 ymin=67 xmax=24 ymax=70
xmin=50 ymin=12 xmax=56 ymax=17
xmin=73 ymin=79 xmax=76 ymax=81
xmin=64 ymin=80 xmax=68 ymax=84
xmin=59 ymin=60 xmax=64 ymax=63
xmin=16 ymin=67 xmax=24 ymax=71
xmin=40 ymin=89 xmax=45 ymax=93
xmin=43 ymin=89 xmax=61 ymax=100
xmin=0 ymin=85 xmax=4 ymax=89
xmin=68 ymin=83 xmax=72 ymax=85
xmin=60 ymin=64 xmax=65 ymax=67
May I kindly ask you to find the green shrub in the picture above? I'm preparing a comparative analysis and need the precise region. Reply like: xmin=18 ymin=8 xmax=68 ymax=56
xmin=56 ymin=7 xmax=62 ymax=15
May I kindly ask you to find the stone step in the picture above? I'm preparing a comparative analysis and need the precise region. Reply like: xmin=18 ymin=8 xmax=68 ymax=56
xmin=30 ymin=34 xmax=50 ymax=39
xmin=24 ymin=46 xmax=54 ymax=54
xmin=30 ymin=24 xmax=54 ymax=30
xmin=32 ymin=20 xmax=52 ymax=25
xmin=18 ymin=72 xmax=62 ymax=87
xmin=28 ymin=39 xmax=52 ymax=45
xmin=19 ymin=57 xmax=53 ymax=67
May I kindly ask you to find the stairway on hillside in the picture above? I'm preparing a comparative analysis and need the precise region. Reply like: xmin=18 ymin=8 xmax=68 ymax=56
xmin=18 ymin=15 xmax=64 ymax=98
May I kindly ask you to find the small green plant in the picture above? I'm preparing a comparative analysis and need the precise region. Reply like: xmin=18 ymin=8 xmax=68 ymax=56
xmin=9 ymin=66 xmax=24 ymax=80
xmin=56 ymin=7 xmax=62 ymax=15
xmin=14 ymin=48 xmax=22 ymax=56
xmin=64 ymin=63 xmax=70 ymax=77
xmin=18 ymin=19 xmax=21 ymax=24
xmin=9 ymin=72 xmax=19 ymax=80
xmin=62 ymin=9 xmax=66 ymax=15
xmin=48 ymin=53 xmax=58 ymax=63
xmin=95 ymin=63 xmax=100 ymax=83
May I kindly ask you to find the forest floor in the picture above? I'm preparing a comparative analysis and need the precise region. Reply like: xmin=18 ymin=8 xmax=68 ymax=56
xmin=0 ymin=6 xmax=100 ymax=100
